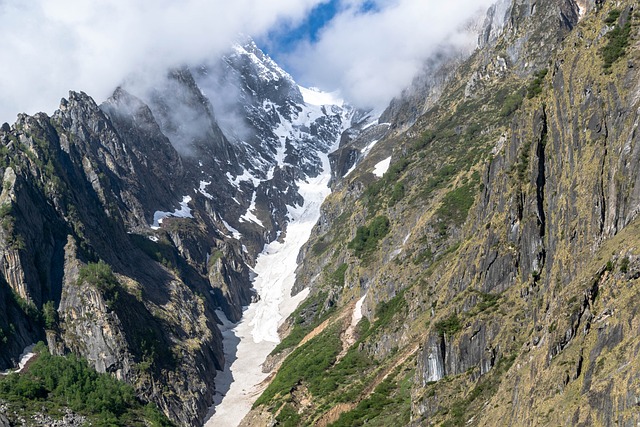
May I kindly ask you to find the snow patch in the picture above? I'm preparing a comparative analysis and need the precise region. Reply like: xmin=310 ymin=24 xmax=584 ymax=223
xmin=403 ymin=232 xmax=412 ymax=246
xmin=343 ymin=163 xmax=357 ymax=178
xmin=351 ymin=294 xmax=366 ymax=328
xmin=373 ymin=156 xmax=392 ymax=177
xmin=199 ymin=181 xmax=214 ymax=199
xmin=361 ymin=139 xmax=379 ymax=157
xmin=299 ymin=85 xmax=344 ymax=107
xmin=227 ymin=169 xmax=260 ymax=189
xmin=239 ymin=192 xmax=264 ymax=227
xmin=1 ymin=344 xmax=36 ymax=376
xmin=151 ymin=196 xmax=193 ymax=229
xmin=222 ymin=219 xmax=242 ymax=240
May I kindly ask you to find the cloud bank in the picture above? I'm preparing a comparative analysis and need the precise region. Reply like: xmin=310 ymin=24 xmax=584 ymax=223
xmin=275 ymin=0 xmax=496 ymax=109
xmin=0 ymin=0 xmax=497 ymax=122
xmin=0 ymin=0 xmax=322 ymax=122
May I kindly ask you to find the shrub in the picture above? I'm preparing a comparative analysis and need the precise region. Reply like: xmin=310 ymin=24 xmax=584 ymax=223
xmin=604 ymin=9 xmax=621 ymax=24
xmin=348 ymin=216 xmax=391 ymax=258
xmin=434 ymin=314 xmax=462 ymax=337
xmin=436 ymin=183 xmax=477 ymax=226
xmin=77 ymin=261 xmax=118 ymax=292
xmin=526 ymin=68 xmax=548 ymax=99
xmin=42 ymin=301 xmax=58 ymax=330
xmin=500 ymin=92 xmax=524 ymax=117
xmin=601 ymin=19 xmax=631 ymax=71
xmin=0 ymin=342 xmax=173 ymax=426
xmin=620 ymin=257 xmax=630 ymax=273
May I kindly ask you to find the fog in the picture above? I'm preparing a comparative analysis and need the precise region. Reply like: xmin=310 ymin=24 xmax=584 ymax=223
xmin=0 ymin=0 xmax=497 ymax=122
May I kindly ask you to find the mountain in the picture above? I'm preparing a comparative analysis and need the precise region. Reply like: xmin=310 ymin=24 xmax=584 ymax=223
xmin=242 ymin=1 xmax=640 ymax=426
xmin=3 ymin=1 xmax=640 ymax=426
xmin=0 ymin=39 xmax=353 ymax=426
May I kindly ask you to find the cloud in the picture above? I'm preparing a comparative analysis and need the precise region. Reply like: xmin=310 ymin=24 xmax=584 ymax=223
xmin=0 ymin=0 xmax=324 ymax=123
xmin=278 ymin=0 xmax=496 ymax=109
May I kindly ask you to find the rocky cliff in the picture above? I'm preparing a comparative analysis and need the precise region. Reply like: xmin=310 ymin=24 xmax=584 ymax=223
xmin=0 ymin=39 xmax=351 ymax=426
xmin=247 ymin=1 xmax=640 ymax=426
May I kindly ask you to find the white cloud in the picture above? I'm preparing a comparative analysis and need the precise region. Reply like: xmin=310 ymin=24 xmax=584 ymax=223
xmin=280 ymin=0 xmax=495 ymax=109
xmin=0 ymin=0 xmax=323 ymax=123
xmin=0 ymin=0 xmax=498 ymax=123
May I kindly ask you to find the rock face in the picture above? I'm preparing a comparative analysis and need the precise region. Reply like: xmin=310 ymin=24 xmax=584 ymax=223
xmin=0 ymin=39 xmax=350 ymax=426
xmin=247 ymin=1 xmax=640 ymax=426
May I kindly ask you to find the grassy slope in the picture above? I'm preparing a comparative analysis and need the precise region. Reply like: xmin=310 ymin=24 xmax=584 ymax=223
xmin=251 ymin=3 xmax=640 ymax=426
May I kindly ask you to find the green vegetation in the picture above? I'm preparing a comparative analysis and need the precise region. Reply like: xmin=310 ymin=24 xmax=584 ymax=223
xmin=620 ymin=256 xmax=630 ymax=273
xmin=601 ymin=10 xmax=632 ymax=71
xmin=389 ymin=181 xmax=405 ymax=206
xmin=130 ymin=234 xmax=177 ymax=270
xmin=254 ymin=325 xmax=342 ymax=407
xmin=77 ymin=261 xmax=120 ymax=306
xmin=77 ymin=261 xmax=118 ymax=292
xmin=515 ymin=139 xmax=533 ymax=182
xmin=42 ymin=301 xmax=57 ymax=330
xmin=500 ymin=92 xmax=524 ymax=117
xmin=207 ymin=249 xmax=223 ymax=268
xmin=436 ymin=182 xmax=478 ymax=226
xmin=440 ymin=354 xmax=517 ymax=427
xmin=372 ymin=291 xmax=407 ymax=333
xmin=526 ymin=69 xmax=548 ymax=99
xmin=0 ymin=202 xmax=25 ymax=250
xmin=313 ymin=340 xmax=374 ymax=400
xmin=329 ymin=263 xmax=348 ymax=288
xmin=272 ymin=291 xmax=335 ymax=354
xmin=275 ymin=403 xmax=302 ymax=427
xmin=0 ymin=342 xmax=173 ymax=426
xmin=473 ymin=291 xmax=501 ymax=313
xmin=365 ymin=159 xmax=410 ymax=198
xmin=330 ymin=367 xmax=412 ymax=427
xmin=348 ymin=216 xmax=391 ymax=258
xmin=434 ymin=314 xmax=462 ymax=337
xmin=604 ymin=9 xmax=621 ymax=24
xmin=418 ymin=164 xmax=458 ymax=200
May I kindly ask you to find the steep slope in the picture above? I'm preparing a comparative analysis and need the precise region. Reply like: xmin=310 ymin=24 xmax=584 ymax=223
xmin=247 ymin=1 xmax=640 ymax=426
xmin=0 ymin=40 xmax=351 ymax=426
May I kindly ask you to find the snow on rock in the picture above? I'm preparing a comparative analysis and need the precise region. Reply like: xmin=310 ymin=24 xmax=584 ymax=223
xmin=1 ymin=344 xmax=36 ymax=376
xmin=373 ymin=156 xmax=392 ymax=178
xmin=199 ymin=181 xmax=214 ymax=199
xmin=226 ymin=169 xmax=260 ymax=189
xmin=151 ymin=196 xmax=193 ymax=229
xmin=343 ymin=163 xmax=357 ymax=178
xmin=351 ymin=294 xmax=366 ymax=328
xmin=361 ymin=139 xmax=379 ymax=158
xmin=239 ymin=192 xmax=264 ymax=227
xmin=222 ymin=219 xmax=242 ymax=240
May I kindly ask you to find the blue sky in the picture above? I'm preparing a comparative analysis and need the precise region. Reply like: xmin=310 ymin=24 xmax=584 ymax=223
xmin=262 ymin=0 xmax=379 ymax=67
xmin=264 ymin=0 xmax=341 ymax=56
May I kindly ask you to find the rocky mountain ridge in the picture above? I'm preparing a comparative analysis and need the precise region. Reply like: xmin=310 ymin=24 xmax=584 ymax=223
xmin=0 ymin=39 xmax=355 ymax=426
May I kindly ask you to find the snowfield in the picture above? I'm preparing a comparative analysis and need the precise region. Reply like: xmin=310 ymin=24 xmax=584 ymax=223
xmin=373 ymin=156 xmax=392 ymax=177
xmin=205 ymin=106 xmax=346 ymax=426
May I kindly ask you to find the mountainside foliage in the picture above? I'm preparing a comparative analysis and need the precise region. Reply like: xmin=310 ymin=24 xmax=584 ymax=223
xmin=0 ymin=343 xmax=173 ymax=426
xmin=250 ymin=2 xmax=640 ymax=426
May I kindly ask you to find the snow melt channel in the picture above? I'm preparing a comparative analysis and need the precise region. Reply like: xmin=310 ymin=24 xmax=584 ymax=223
xmin=204 ymin=147 xmax=335 ymax=427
